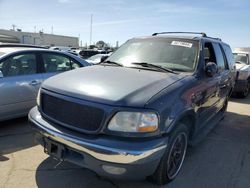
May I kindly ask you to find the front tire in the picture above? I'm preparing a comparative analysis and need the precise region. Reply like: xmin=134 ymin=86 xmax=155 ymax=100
xmin=241 ymin=82 xmax=250 ymax=98
xmin=151 ymin=123 xmax=188 ymax=185
xmin=239 ymin=82 xmax=250 ymax=98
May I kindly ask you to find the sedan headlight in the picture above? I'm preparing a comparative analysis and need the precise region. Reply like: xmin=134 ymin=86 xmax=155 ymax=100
xmin=36 ymin=88 xmax=41 ymax=106
xmin=108 ymin=112 xmax=158 ymax=133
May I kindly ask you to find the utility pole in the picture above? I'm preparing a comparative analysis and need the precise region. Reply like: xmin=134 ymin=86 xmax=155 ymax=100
xmin=51 ymin=26 xmax=54 ymax=34
xmin=34 ymin=26 xmax=36 ymax=33
xmin=89 ymin=14 xmax=93 ymax=47
xmin=12 ymin=24 xmax=16 ymax=31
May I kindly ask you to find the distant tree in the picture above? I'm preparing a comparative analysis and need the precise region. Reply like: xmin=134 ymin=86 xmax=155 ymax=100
xmin=89 ymin=45 xmax=96 ymax=49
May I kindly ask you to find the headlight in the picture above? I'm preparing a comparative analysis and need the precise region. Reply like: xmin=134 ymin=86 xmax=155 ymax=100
xmin=36 ymin=88 xmax=41 ymax=106
xmin=238 ymin=71 xmax=248 ymax=80
xmin=108 ymin=112 xmax=158 ymax=133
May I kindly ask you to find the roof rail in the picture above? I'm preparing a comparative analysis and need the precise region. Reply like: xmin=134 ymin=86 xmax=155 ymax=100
xmin=152 ymin=32 xmax=207 ymax=37
xmin=204 ymin=36 xmax=222 ymax=41
xmin=0 ymin=43 xmax=46 ymax=49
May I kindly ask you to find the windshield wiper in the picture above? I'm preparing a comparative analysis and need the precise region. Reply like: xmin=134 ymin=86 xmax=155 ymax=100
xmin=98 ymin=60 xmax=123 ymax=67
xmin=131 ymin=62 xmax=178 ymax=74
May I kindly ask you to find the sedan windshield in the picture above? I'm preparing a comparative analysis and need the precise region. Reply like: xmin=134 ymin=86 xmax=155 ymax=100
xmin=107 ymin=38 xmax=199 ymax=72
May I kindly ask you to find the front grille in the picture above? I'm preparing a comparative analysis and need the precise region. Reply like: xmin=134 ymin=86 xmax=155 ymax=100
xmin=41 ymin=93 xmax=104 ymax=133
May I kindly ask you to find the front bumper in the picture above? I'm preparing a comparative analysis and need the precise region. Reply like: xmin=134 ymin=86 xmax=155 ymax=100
xmin=233 ymin=80 xmax=248 ymax=92
xmin=29 ymin=107 xmax=167 ymax=179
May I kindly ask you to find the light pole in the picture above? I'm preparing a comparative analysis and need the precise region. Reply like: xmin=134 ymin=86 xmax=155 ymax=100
xmin=89 ymin=14 xmax=93 ymax=47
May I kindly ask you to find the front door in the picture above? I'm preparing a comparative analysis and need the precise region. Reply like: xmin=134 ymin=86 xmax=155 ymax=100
xmin=0 ymin=52 xmax=42 ymax=120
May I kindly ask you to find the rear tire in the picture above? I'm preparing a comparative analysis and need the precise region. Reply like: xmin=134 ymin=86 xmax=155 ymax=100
xmin=150 ymin=123 xmax=189 ymax=185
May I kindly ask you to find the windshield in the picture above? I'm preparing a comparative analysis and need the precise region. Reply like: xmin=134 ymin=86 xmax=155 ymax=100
xmin=234 ymin=53 xmax=249 ymax=65
xmin=107 ymin=38 xmax=199 ymax=72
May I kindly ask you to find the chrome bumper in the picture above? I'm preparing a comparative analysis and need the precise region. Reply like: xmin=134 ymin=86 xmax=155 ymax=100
xmin=29 ymin=107 xmax=167 ymax=165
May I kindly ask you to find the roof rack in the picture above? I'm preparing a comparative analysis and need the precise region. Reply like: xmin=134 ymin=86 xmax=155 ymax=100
xmin=152 ymin=32 xmax=207 ymax=37
xmin=152 ymin=32 xmax=222 ymax=41
xmin=0 ymin=43 xmax=46 ymax=49
xmin=204 ymin=36 xmax=222 ymax=41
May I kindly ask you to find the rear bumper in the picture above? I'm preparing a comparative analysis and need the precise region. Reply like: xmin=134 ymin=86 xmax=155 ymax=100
xmin=29 ymin=107 xmax=167 ymax=179
xmin=233 ymin=80 xmax=248 ymax=92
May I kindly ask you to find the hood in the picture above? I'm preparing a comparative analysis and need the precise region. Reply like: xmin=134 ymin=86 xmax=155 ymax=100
xmin=42 ymin=65 xmax=186 ymax=107
xmin=236 ymin=63 xmax=249 ymax=71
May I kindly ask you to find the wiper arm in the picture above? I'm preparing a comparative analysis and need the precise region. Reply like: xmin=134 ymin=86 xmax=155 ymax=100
xmin=99 ymin=60 xmax=123 ymax=67
xmin=132 ymin=62 xmax=178 ymax=74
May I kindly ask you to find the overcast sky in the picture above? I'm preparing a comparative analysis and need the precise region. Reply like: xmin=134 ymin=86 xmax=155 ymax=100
xmin=0 ymin=0 xmax=249 ymax=47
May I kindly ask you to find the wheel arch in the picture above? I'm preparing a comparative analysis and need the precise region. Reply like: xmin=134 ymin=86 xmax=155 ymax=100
xmin=166 ymin=109 xmax=197 ymax=141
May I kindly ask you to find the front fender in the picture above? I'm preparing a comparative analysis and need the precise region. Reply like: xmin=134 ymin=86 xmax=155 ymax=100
xmin=165 ymin=108 xmax=197 ymax=134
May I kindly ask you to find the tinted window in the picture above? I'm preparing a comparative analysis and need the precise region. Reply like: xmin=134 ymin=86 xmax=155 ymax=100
xmin=222 ymin=44 xmax=235 ymax=69
xmin=213 ymin=43 xmax=227 ymax=71
xmin=42 ymin=53 xmax=71 ymax=73
xmin=0 ymin=53 xmax=37 ymax=77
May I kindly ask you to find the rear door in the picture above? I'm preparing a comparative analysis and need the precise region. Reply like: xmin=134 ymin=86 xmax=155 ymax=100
xmin=212 ymin=43 xmax=231 ymax=106
xmin=0 ymin=52 xmax=42 ymax=120
xmin=40 ymin=52 xmax=82 ymax=81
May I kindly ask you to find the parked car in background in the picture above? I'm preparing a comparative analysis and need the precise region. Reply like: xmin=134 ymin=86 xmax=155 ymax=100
xmin=50 ymin=46 xmax=79 ymax=52
xmin=233 ymin=51 xmax=250 ymax=97
xmin=29 ymin=32 xmax=235 ymax=185
xmin=79 ymin=49 xmax=109 ymax=59
xmin=86 ymin=53 xmax=112 ymax=64
xmin=0 ymin=46 xmax=89 ymax=121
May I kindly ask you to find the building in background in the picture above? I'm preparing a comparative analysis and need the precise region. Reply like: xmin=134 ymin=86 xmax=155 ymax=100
xmin=0 ymin=29 xmax=79 ymax=47
xmin=234 ymin=47 xmax=250 ymax=53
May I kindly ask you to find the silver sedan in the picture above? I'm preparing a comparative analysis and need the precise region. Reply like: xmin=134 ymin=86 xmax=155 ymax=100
xmin=0 ymin=46 xmax=89 ymax=121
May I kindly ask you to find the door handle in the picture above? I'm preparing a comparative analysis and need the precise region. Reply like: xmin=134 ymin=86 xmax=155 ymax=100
xmin=29 ymin=80 xmax=41 ymax=86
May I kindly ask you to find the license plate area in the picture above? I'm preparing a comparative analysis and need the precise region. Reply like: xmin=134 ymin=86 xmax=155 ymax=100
xmin=44 ymin=138 xmax=65 ymax=160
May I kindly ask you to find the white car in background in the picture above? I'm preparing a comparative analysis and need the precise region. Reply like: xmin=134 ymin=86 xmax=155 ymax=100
xmin=86 ymin=53 xmax=112 ymax=64
xmin=233 ymin=51 xmax=250 ymax=97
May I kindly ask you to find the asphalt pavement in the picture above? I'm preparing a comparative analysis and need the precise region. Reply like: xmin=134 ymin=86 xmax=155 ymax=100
xmin=0 ymin=95 xmax=250 ymax=188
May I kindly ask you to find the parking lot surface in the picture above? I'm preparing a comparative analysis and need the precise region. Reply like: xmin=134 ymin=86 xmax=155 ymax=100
xmin=1 ymin=95 xmax=250 ymax=188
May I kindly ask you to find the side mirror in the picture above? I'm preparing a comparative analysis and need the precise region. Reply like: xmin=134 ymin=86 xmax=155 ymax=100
xmin=100 ymin=56 xmax=108 ymax=62
xmin=205 ymin=62 xmax=217 ymax=77
xmin=0 ymin=70 xmax=3 ymax=78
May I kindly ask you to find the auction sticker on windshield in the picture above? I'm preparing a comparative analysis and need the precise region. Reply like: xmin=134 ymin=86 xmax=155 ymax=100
xmin=171 ymin=41 xmax=193 ymax=48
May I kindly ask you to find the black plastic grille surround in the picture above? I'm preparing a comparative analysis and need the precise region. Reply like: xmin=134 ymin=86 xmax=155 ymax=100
xmin=41 ymin=93 xmax=104 ymax=133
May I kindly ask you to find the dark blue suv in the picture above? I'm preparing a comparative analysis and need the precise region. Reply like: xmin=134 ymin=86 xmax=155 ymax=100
xmin=29 ymin=32 xmax=236 ymax=185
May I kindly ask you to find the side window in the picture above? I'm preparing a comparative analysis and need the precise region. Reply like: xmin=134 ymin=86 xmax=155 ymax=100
xmin=71 ymin=59 xmax=81 ymax=69
xmin=222 ymin=44 xmax=235 ymax=69
xmin=204 ymin=42 xmax=216 ymax=64
xmin=213 ymin=43 xmax=227 ymax=71
xmin=42 ymin=53 xmax=71 ymax=73
xmin=0 ymin=53 xmax=37 ymax=77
